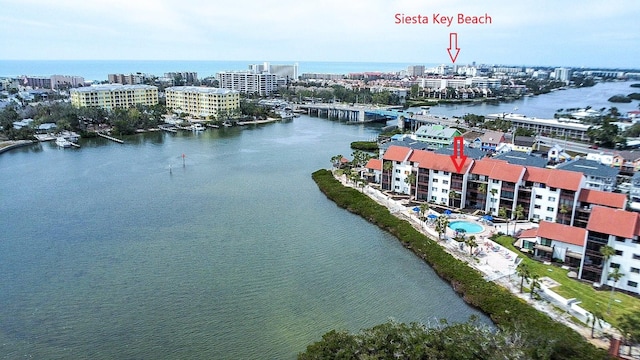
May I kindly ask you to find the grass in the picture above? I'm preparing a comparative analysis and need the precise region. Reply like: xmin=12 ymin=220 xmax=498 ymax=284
xmin=494 ymin=235 xmax=640 ymax=328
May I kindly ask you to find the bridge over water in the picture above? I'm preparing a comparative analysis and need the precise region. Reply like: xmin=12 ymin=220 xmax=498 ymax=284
xmin=297 ymin=103 xmax=458 ymax=130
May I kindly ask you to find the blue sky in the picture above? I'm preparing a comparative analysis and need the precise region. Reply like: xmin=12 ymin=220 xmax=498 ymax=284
xmin=1 ymin=0 xmax=639 ymax=68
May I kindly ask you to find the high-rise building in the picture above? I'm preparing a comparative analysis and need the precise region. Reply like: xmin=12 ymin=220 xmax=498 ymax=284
xmin=407 ymin=65 xmax=425 ymax=77
xmin=554 ymin=68 xmax=573 ymax=83
xmin=216 ymin=71 xmax=277 ymax=96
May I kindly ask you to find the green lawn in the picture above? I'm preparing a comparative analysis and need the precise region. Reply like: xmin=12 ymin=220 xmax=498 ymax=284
xmin=494 ymin=235 xmax=640 ymax=327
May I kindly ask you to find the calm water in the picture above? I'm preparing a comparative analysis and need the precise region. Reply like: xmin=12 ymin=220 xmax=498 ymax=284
xmin=422 ymin=81 xmax=640 ymax=118
xmin=0 ymin=117 xmax=488 ymax=359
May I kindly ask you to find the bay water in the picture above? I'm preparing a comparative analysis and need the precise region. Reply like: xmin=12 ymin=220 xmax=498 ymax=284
xmin=0 ymin=117 xmax=488 ymax=359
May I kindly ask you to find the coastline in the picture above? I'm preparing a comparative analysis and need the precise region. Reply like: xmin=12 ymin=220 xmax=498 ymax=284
xmin=311 ymin=168 xmax=607 ymax=358
xmin=0 ymin=140 xmax=35 ymax=154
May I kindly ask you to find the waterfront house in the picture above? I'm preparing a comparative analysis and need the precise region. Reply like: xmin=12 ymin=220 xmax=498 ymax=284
xmin=479 ymin=130 xmax=505 ymax=152
xmin=512 ymin=136 xmax=537 ymax=153
xmin=611 ymin=150 xmax=640 ymax=176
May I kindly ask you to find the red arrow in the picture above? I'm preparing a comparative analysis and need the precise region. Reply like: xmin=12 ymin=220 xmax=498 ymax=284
xmin=450 ymin=136 xmax=467 ymax=173
xmin=447 ymin=32 xmax=460 ymax=63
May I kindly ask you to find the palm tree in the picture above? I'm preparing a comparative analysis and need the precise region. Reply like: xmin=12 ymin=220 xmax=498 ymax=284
xmin=330 ymin=154 xmax=343 ymax=170
xmin=600 ymin=245 xmax=616 ymax=283
xmin=405 ymin=173 xmax=416 ymax=197
xmin=419 ymin=203 xmax=429 ymax=221
xmin=587 ymin=308 xmax=605 ymax=338
xmin=465 ymin=235 xmax=478 ymax=256
xmin=559 ymin=203 xmax=570 ymax=225
xmin=529 ymin=274 xmax=541 ymax=299
xmin=477 ymin=183 xmax=487 ymax=211
xmin=515 ymin=204 xmax=525 ymax=223
xmin=607 ymin=267 xmax=625 ymax=314
xmin=498 ymin=206 xmax=510 ymax=235
xmin=382 ymin=161 xmax=393 ymax=191
xmin=435 ymin=215 xmax=449 ymax=241
xmin=516 ymin=262 xmax=531 ymax=293
xmin=448 ymin=190 xmax=459 ymax=208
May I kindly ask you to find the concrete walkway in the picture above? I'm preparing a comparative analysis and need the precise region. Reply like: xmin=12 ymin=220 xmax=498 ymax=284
xmin=338 ymin=175 xmax=615 ymax=350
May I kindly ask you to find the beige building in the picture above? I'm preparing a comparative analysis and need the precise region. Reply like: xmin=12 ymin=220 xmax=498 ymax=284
xmin=70 ymin=84 xmax=158 ymax=110
xmin=165 ymin=86 xmax=240 ymax=119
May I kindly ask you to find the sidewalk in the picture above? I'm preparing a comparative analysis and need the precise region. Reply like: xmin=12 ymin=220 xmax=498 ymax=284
xmin=340 ymin=175 xmax=614 ymax=349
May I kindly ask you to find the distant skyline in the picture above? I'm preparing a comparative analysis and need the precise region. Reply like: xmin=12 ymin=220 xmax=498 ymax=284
xmin=1 ymin=0 xmax=639 ymax=69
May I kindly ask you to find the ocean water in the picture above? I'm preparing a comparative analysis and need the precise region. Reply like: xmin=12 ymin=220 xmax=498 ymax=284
xmin=0 ymin=60 xmax=425 ymax=81
xmin=0 ymin=116 xmax=488 ymax=359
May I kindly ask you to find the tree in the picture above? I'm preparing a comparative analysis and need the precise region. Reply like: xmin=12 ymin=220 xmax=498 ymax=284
xmin=405 ymin=172 xmax=416 ymax=197
xmin=448 ymin=190 xmax=459 ymax=208
xmin=587 ymin=308 xmax=605 ymax=339
xmin=515 ymin=204 xmax=525 ymax=222
xmin=516 ymin=262 xmax=531 ymax=293
xmin=382 ymin=160 xmax=393 ymax=191
xmin=617 ymin=310 xmax=640 ymax=356
xmin=600 ymin=245 xmax=616 ymax=284
xmin=498 ymin=206 xmax=510 ymax=235
xmin=298 ymin=318 xmax=530 ymax=360
xmin=419 ymin=203 xmax=429 ymax=221
xmin=435 ymin=215 xmax=449 ymax=241
xmin=607 ymin=267 xmax=624 ymax=314
xmin=330 ymin=154 xmax=343 ymax=169
xmin=529 ymin=274 xmax=541 ymax=299
xmin=559 ymin=203 xmax=570 ymax=225
xmin=477 ymin=183 xmax=487 ymax=211
xmin=465 ymin=235 xmax=478 ymax=256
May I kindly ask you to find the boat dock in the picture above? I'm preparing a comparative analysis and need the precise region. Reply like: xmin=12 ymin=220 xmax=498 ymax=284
xmin=96 ymin=132 xmax=124 ymax=143
xmin=159 ymin=125 xmax=178 ymax=133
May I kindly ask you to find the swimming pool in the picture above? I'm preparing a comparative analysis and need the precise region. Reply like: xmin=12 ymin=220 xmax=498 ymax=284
xmin=448 ymin=221 xmax=484 ymax=234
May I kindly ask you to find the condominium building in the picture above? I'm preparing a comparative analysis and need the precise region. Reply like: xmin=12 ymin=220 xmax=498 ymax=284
xmin=108 ymin=73 xmax=144 ymax=85
xmin=216 ymin=71 xmax=277 ymax=96
xmin=165 ymin=86 xmax=239 ymax=119
xmin=376 ymin=144 xmax=640 ymax=294
xmin=50 ymin=75 xmax=85 ymax=89
xmin=70 ymin=84 xmax=158 ymax=110
xmin=486 ymin=113 xmax=591 ymax=141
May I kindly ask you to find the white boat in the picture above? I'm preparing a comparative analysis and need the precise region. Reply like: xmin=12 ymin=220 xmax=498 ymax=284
xmin=190 ymin=123 xmax=205 ymax=131
xmin=55 ymin=137 xmax=72 ymax=148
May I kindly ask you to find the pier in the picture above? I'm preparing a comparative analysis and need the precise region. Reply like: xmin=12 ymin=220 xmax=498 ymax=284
xmin=96 ymin=132 xmax=124 ymax=143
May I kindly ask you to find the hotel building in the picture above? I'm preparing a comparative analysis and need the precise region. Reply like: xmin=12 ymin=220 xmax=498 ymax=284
xmin=165 ymin=86 xmax=240 ymax=119
xmin=70 ymin=84 xmax=158 ymax=111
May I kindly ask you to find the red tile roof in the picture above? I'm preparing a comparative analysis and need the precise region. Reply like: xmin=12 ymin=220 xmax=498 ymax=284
xmin=537 ymin=221 xmax=587 ymax=246
xmin=578 ymin=189 xmax=626 ymax=209
xmin=523 ymin=167 xmax=583 ymax=191
xmin=409 ymin=149 xmax=473 ymax=174
xmin=365 ymin=158 xmax=382 ymax=171
xmin=587 ymin=206 xmax=640 ymax=238
xmin=383 ymin=145 xmax=412 ymax=162
xmin=517 ymin=227 xmax=538 ymax=239
xmin=470 ymin=158 xmax=524 ymax=183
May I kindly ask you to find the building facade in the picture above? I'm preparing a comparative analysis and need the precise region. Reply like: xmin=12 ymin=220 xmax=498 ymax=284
xmin=216 ymin=71 xmax=277 ymax=96
xmin=165 ymin=86 xmax=239 ymax=119
xmin=70 ymin=84 xmax=158 ymax=110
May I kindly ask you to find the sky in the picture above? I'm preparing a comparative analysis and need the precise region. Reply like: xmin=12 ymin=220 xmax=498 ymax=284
xmin=1 ymin=0 xmax=639 ymax=68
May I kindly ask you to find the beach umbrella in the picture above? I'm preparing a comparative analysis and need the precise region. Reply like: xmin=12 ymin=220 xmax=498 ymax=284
xmin=427 ymin=214 xmax=437 ymax=219
xmin=444 ymin=209 xmax=452 ymax=215
xmin=413 ymin=207 xmax=420 ymax=212
xmin=484 ymin=215 xmax=493 ymax=221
